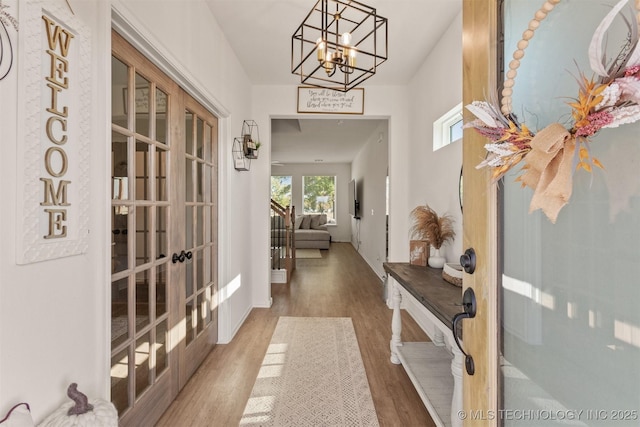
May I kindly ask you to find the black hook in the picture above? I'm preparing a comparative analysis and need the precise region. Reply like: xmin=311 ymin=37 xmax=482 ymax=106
xmin=452 ymin=287 xmax=477 ymax=375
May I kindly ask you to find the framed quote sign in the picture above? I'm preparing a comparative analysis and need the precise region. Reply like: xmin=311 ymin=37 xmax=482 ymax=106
xmin=297 ymin=86 xmax=364 ymax=114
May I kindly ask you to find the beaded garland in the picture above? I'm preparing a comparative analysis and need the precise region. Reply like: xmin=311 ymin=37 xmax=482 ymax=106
xmin=500 ymin=0 xmax=563 ymax=116
xmin=465 ymin=0 xmax=640 ymax=223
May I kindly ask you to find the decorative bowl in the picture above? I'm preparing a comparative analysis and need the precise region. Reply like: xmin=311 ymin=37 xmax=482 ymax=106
xmin=442 ymin=262 xmax=463 ymax=287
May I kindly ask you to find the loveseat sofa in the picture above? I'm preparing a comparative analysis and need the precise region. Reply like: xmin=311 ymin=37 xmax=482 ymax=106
xmin=271 ymin=213 xmax=331 ymax=250
xmin=294 ymin=214 xmax=331 ymax=249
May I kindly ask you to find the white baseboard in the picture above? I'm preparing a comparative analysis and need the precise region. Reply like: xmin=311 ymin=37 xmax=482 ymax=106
xmin=358 ymin=251 xmax=385 ymax=281
xmin=218 ymin=304 xmax=252 ymax=344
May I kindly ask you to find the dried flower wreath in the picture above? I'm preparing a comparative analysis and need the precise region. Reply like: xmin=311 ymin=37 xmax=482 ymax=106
xmin=465 ymin=0 xmax=640 ymax=223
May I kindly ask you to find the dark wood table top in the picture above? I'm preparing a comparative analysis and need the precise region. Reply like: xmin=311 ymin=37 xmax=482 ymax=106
xmin=384 ymin=262 xmax=463 ymax=332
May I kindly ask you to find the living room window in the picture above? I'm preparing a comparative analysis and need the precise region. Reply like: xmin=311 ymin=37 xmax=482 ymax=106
xmin=303 ymin=175 xmax=336 ymax=224
xmin=271 ymin=175 xmax=292 ymax=207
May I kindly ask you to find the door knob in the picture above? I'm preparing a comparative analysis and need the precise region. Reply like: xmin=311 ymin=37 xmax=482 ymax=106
xmin=172 ymin=251 xmax=186 ymax=264
xmin=452 ymin=287 xmax=476 ymax=375
xmin=460 ymin=248 xmax=476 ymax=274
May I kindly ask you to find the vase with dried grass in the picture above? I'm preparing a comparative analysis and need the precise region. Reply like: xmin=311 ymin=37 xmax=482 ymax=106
xmin=409 ymin=204 xmax=455 ymax=268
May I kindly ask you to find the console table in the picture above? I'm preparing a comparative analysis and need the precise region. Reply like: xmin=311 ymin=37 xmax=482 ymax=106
xmin=384 ymin=262 xmax=464 ymax=427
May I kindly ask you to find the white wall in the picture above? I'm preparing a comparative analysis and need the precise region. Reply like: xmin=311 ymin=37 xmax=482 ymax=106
xmin=271 ymin=163 xmax=352 ymax=242
xmin=0 ymin=0 xmax=254 ymax=421
xmin=0 ymin=0 xmax=111 ymax=420
xmin=406 ymin=11 xmax=463 ymax=264
xmin=351 ymin=121 xmax=389 ymax=278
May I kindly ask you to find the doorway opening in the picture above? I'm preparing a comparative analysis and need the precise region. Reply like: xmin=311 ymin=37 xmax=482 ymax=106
xmin=270 ymin=117 xmax=389 ymax=284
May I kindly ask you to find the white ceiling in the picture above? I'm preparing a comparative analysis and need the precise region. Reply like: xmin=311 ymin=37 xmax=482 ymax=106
xmin=205 ymin=0 xmax=462 ymax=164
xmin=271 ymin=118 xmax=384 ymax=164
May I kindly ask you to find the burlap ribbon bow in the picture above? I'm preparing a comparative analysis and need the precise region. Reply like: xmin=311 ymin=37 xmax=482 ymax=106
xmin=519 ymin=123 xmax=576 ymax=223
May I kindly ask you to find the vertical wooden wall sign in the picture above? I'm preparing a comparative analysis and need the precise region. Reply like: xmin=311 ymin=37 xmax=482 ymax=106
xmin=16 ymin=0 xmax=91 ymax=264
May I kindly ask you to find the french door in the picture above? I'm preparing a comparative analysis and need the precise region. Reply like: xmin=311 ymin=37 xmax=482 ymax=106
xmin=463 ymin=1 xmax=640 ymax=425
xmin=110 ymin=31 xmax=218 ymax=426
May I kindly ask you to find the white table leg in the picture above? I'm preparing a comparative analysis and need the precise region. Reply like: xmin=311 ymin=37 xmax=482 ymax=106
xmin=450 ymin=344 xmax=464 ymax=427
xmin=433 ymin=329 xmax=445 ymax=347
xmin=390 ymin=279 xmax=403 ymax=364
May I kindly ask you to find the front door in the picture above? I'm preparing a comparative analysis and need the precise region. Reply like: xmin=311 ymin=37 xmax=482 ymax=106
xmin=110 ymin=31 xmax=218 ymax=426
xmin=463 ymin=0 xmax=640 ymax=425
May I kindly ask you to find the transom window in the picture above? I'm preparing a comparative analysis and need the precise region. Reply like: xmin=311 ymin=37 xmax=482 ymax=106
xmin=433 ymin=102 xmax=463 ymax=151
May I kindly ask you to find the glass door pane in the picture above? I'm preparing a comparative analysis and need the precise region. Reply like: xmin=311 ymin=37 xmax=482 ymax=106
xmin=110 ymin=42 xmax=175 ymax=422
xmin=184 ymin=108 xmax=203 ymax=346
xmin=181 ymin=102 xmax=217 ymax=371
xmin=500 ymin=1 xmax=640 ymax=424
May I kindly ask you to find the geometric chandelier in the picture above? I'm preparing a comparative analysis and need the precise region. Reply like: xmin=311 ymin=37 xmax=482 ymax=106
xmin=291 ymin=0 xmax=388 ymax=92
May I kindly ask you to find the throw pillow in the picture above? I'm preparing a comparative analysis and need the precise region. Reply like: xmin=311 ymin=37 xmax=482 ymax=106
xmin=0 ymin=403 xmax=34 ymax=427
xmin=310 ymin=215 xmax=321 ymax=229
xmin=318 ymin=214 xmax=327 ymax=225
xmin=294 ymin=215 xmax=304 ymax=229
xmin=300 ymin=215 xmax=311 ymax=229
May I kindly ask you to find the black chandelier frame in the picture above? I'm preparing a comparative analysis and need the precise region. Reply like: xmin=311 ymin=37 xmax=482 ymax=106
xmin=291 ymin=0 xmax=388 ymax=92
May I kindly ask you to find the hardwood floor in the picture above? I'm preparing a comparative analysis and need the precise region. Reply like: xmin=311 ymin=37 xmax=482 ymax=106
xmin=157 ymin=243 xmax=436 ymax=426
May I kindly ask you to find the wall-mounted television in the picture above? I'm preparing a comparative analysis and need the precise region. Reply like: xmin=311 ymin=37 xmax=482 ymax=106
xmin=348 ymin=179 xmax=360 ymax=219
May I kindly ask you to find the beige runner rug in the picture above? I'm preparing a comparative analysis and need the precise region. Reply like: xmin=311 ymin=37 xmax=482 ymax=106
xmin=295 ymin=248 xmax=323 ymax=259
xmin=240 ymin=317 xmax=379 ymax=426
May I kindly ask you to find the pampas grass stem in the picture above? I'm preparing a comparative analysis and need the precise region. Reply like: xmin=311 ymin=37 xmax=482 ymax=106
xmin=409 ymin=205 xmax=455 ymax=249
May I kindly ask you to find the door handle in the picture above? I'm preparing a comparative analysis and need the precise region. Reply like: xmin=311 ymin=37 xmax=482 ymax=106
xmin=172 ymin=250 xmax=186 ymax=264
xmin=452 ymin=287 xmax=476 ymax=375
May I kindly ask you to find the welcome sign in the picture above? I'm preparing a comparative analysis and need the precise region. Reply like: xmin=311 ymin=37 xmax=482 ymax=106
xmin=16 ymin=0 xmax=91 ymax=264
xmin=41 ymin=14 xmax=74 ymax=239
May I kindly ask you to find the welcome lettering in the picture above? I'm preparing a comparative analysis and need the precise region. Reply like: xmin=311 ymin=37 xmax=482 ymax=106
xmin=41 ymin=15 xmax=74 ymax=239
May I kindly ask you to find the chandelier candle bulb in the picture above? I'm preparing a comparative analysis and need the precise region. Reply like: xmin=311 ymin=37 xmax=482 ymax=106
xmin=325 ymin=51 xmax=335 ymax=73
xmin=316 ymin=38 xmax=326 ymax=61
xmin=341 ymin=32 xmax=352 ymax=46
xmin=348 ymin=48 xmax=357 ymax=68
